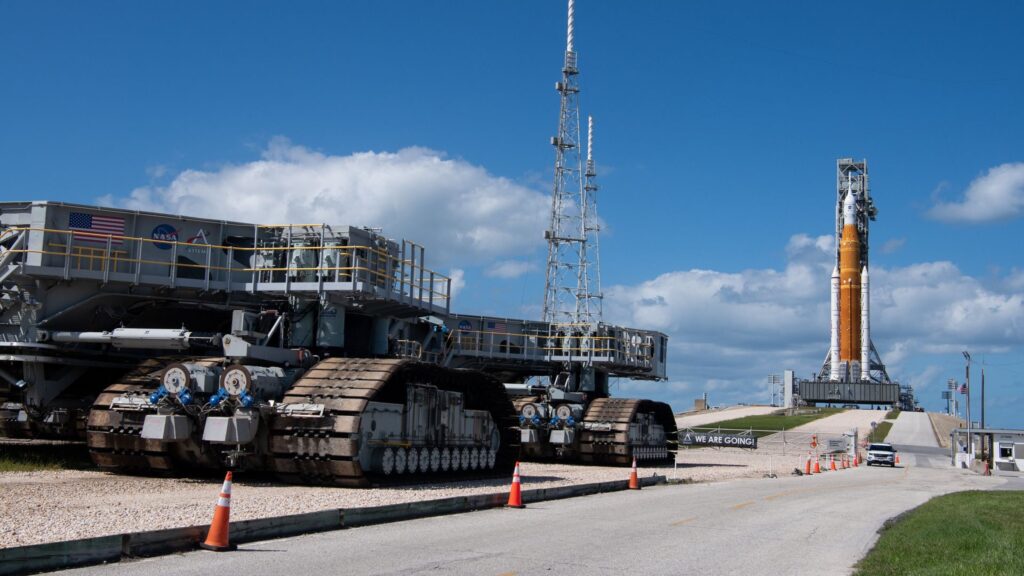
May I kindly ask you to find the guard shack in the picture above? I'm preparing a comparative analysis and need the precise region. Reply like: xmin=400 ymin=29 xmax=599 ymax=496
xmin=950 ymin=428 xmax=1024 ymax=473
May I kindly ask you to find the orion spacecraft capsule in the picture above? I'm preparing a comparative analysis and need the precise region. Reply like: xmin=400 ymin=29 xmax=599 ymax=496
xmin=829 ymin=186 xmax=871 ymax=381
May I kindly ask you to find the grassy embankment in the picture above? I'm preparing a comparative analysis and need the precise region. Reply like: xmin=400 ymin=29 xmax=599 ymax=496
xmin=0 ymin=442 xmax=94 ymax=472
xmin=686 ymin=408 xmax=844 ymax=438
xmin=854 ymin=491 xmax=1024 ymax=576
xmin=868 ymin=421 xmax=894 ymax=443
xmin=865 ymin=408 xmax=901 ymax=442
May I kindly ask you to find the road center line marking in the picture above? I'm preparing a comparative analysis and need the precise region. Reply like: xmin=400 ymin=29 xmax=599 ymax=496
xmin=731 ymin=501 xmax=755 ymax=510
xmin=763 ymin=491 xmax=790 ymax=501
xmin=670 ymin=517 xmax=698 ymax=527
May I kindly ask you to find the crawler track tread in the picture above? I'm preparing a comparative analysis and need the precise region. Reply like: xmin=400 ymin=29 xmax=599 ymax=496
xmin=84 ymin=357 xmax=203 ymax=473
xmin=269 ymin=358 xmax=517 ymax=487
xmin=579 ymin=397 xmax=677 ymax=465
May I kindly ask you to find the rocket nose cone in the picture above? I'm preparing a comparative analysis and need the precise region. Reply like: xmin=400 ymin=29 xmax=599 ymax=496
xmin=831 ymin=265 xmax=839 ymax=278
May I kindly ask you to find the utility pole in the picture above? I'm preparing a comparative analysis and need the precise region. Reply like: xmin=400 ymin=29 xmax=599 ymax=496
xmin=981 ymin=367 xmax=986 ymax=459
xmin=963 ymin=351 xmax=972 ymax=455
xmin=981 ymin=367 xmax=986 ymax=429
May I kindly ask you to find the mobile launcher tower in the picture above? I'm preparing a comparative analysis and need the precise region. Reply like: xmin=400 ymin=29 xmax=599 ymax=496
xmin=796 ymin=159 xmax=915 ymax=409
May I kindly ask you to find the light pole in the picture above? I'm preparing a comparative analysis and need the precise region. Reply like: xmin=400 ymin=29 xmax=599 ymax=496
xmin=963 ymin=351 xmax=972 ymax=456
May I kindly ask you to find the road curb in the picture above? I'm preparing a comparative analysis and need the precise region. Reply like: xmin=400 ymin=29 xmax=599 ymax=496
xmin=0 ymin=474 xmax=665 ymax=575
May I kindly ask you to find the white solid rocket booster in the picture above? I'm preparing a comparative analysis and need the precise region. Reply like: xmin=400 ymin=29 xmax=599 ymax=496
xmin=830 ymin=265 xmax=840 ymax=381
xmin=861 ymin=265 xmax=870 ymax=381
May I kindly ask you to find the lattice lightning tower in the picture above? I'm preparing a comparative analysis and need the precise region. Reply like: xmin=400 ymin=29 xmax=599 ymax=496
xmin=542 ymin=0 xmax=603 ymax=329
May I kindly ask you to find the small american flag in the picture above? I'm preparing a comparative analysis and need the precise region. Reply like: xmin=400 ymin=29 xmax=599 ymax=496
xmin=69 ymin=212 xmax=125 ymax=245
xmin=486 ymin=320 xmax=508 ymax=333
xmin=959 ymin=384 xmax=968 ymax=394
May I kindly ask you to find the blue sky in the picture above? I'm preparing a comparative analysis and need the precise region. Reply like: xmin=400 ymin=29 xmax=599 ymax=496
xmin=2 ymin=1 xmax=1022 ymax=427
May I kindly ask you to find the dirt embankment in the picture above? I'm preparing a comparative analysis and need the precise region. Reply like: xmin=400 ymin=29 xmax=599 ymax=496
xmin=928 ymin=413 xmax=966 ymax=448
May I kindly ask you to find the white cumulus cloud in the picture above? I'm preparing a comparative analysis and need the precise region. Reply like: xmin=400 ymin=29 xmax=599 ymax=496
xmin=928 ymin=162 xmax=1024 ymax=223
xmin=448 ymin=268 xmax=466 ymax=301
xmin=105 ymin=138 xmax=550 ymax=267
xmin=485 ymin=259 xmax=537 ymax=279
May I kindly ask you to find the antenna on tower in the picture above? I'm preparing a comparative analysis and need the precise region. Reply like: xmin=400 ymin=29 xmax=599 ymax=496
xmin=542 ymin=0 xmax=603 ymax=331
xmin=584 ymin=115 xmax=603 ymax=321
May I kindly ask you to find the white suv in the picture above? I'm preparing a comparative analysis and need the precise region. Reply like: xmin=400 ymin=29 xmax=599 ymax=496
xmin=866 ymin=443 xmax=897 ymax=467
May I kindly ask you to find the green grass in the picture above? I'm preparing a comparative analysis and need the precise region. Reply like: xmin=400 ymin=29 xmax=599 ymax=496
xmin=854 ymin=491 xmax=1024 ymax=576
xmin=0 ymin=442 xmax=95 ymax=472
xmin=869 ymin=421 xmax=894 ymax=443
xmin=687 ymin=408 xmax=844 ymax=438
xmin=885 ymin=408 xmax=901 ymax=420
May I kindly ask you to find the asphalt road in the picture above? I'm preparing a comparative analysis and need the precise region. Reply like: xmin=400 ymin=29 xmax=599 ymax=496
xmin=56 ymin=446 xmax=1008 ymax=576
xmin=885 ymin=411 xmax=940 ymax=448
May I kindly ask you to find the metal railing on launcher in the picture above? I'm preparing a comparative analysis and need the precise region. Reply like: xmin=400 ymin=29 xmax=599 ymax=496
xmin=446 ymin=323 xmax=654 ymax=365
xmin=0 ymin=226 xmax=450 ymax=307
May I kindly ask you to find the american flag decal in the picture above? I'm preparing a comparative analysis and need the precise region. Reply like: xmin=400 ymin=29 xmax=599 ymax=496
xmin=486 ymin=320 xmax=509 ymax=333
xmin=69 ymin=211 xmax=125 ymax=245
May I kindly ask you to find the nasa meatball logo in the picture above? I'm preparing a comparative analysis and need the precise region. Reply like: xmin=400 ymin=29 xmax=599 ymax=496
xmin=151 ymin=224 xmax=179 ymax=250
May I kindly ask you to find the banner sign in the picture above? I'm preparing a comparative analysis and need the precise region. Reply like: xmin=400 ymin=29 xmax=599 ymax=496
xmin=679 ymin=429 xmax=758 ymax=449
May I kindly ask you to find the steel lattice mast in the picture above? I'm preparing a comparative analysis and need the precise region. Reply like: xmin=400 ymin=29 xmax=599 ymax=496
xmin=542 ymin=0 xmax=602 ymax=329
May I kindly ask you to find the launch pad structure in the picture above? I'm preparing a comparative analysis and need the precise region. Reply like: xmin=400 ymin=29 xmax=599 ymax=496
xmin=796 ymin=159 xmax=916 ymax=410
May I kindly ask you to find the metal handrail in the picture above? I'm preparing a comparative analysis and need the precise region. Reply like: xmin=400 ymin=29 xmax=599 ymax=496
xmin=5 ymin=226 xmax=450 ymax=303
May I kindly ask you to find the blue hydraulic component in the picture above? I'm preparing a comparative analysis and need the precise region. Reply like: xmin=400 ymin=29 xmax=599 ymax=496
xmin=208 ymin=388 xmax=228 ymax=407
xmin=239 ymin=393 xmax=255 ymax=408
xmin=531 ymin=414 xmax=541 ymax=426
xmin=566 ymin=416 xmax=576 ymax=427
xmin=549 ymin=417 xmax=559 ymax=427
xmin=148 ymin=385 xmax=167 ymax=405
xmin=518 ymin=414 xmax=526 ymax=425
xmin=178 ymin=389 xmax=193 ymax=406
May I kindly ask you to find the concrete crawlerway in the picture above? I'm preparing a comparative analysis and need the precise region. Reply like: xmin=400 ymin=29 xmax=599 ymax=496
xmin=53 ymin=445 xmax=1005 ymax=576
xmin=886 ymin=411 xmax=941 ymax=448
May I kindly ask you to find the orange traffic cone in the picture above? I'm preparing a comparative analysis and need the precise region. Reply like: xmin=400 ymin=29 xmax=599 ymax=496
xmin=200 ymin=472 xmax=236 ymax=551
xmin=813 ymin=457 xmax=821 ymax=474
xmin=830 ymin=455 xmax=837 ymax=471
xmin=506 ymin=461 xmax=525 ymax=508
xmin=628 ymin=456 xmax=641 ymax=490
xmin=854 ymin=454 xmax=859 ymax=467
xmin=895 ymin=453 xmax=901 ymax=465
xmin=804 ymin=453 xmax=811 ymax=476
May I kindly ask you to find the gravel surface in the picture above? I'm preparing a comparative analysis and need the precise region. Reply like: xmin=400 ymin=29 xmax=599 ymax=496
xmin=0 ymin=450 xmax=784 ymax=549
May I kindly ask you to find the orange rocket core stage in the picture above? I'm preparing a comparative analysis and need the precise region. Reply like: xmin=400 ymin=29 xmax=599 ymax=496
xmin=839 ymin=222 xmax=861 ymax=361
